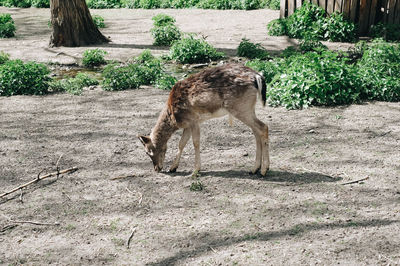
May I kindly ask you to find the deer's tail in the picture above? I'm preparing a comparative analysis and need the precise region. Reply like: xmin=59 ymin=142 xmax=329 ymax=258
xmin=254 ymin=73 xmax=266 ymax=107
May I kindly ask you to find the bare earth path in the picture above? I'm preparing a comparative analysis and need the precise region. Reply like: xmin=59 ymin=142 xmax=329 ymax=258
xmin=0 ymin=7 xmax=400 ymax=266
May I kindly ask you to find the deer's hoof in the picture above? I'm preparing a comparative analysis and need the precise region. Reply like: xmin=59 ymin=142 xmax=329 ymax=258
xmin=249 ymin=167 xmax=260 ymax=175
xmin=168 ymin=168 xmax=177 ymax=173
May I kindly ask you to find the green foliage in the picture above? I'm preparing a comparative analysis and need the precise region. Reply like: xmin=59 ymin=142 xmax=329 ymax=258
xmin=82 ymin=49 xmax=107 ymax=67
xmin=241 ymin=0 xmax=262 ymax=10
xmin=267 ymin=50 xmax=359 ymax=109
xmin=0 ymin=13 xmax=16 ymax=38
xmin=266 ymin=19 xmax=287 ymax=36
xmin=102 ymin=50 xmax=165 ymax=90
xmin=190 ymin=180 xmax=204 ymax=191
xmin=321 ymin=12 xmax=357 ymax=42
xmin=245 ymin=59 xmax=280 ymax=83
xmin=0 ymin=60 xmax=51 ymax=96
xmin=237 ymin=38 xmax=270 ymax=60
xmin=87 ymin=0 xmax=122 ymax=8
xmin=262 ymin=0 xmax=279 ymax=9
xmin=357 ymin=39 xmax=400 ymax=101
xmin=152 ymin=14 xmax=176 ymax=27
xmin=298 ymin=32 xmax=327 ymax=52
xmin=50 ymin=73 xmax=99 ymax=95
xmin=92 ymin=15 xmax=106 ymax=28
xmin=155 ymin=74 xmax=177 ymax=90
xmin=31 ymin=0 xmax=50 ymax=8
xmin=169 ymin=35 xmax=224 ymax=64
xmin=370 ymin=23 xmax=400 ymax=42
xmin=1 ymin=0 xmax=31 ymax=7
xmin=151 ymin=24 xmax=181 ymax=46
xmin=0 ymin=51 xmax=9 ymax=64
xmin=269 ymin=2 xmax=357 ymax=43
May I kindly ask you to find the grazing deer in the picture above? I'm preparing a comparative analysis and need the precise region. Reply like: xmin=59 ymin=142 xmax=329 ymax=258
xmin=138 ymin=63 xmax=270 ymax=175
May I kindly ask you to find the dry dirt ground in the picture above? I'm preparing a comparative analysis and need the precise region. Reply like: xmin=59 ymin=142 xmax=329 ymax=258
xmin=1 ymin=6 xmax=400 ymax=266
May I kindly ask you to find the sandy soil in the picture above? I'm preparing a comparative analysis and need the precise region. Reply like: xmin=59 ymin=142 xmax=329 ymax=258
xmin=1 ymin=6 xmax=400 ymax=266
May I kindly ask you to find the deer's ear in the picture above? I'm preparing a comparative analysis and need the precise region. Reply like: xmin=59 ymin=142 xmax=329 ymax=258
xmin=138 ymin=135 xmax=151 ymax=146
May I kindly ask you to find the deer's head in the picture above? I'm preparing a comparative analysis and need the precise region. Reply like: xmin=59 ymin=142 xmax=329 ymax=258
xmin=138 ymin=135 xmax=166 ymax=172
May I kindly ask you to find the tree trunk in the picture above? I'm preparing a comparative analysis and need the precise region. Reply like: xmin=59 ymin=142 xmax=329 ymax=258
xmin=49 ymin=0 xmax=110 ymax=47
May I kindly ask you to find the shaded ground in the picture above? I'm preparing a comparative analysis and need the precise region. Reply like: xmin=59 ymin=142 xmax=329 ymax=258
xmin=1 ymin=6 xmax=400 ymax=266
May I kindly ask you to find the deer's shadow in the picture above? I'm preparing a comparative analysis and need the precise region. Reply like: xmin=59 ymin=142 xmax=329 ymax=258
xmin=165 ymin=169 xmax=342 ymax=184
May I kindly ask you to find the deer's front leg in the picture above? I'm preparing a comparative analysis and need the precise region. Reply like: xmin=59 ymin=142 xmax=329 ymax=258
xmin=191 ymin=123 xmax=201 ymax=173
xmin=169 ymin=128 xmax=192 ymax=173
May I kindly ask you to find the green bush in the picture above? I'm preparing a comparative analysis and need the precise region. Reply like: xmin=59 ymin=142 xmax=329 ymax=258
xmin=262 ymin=0 xmax=279 ymax=9
xmin=31 ymin=0 xmax=50 ymax=8
xmin=267 ymin=50 xmax=359 ymax=109
xmin=82 ymin=49 xmax=107 ymax=67
xmin=155 ymin=74 xmax=177 ymax=90
xmin=102 ymin=50 xmax=165 ymax=90
xmin=92 ymin=15 xmax=106 ymax=28
xmin=50 ymin=73 xmax=99 ymax=95
xmin=0 ymin=13 xmax=16 ymax=38
xmin=266 ymin=19 xmax=287 ymax=36
xmin=0 ymin=51 xmax=9 ymax=64
xmin=245 ymin=59 xmax=280 ymax=83
xmin=169 ymin=35 xmax=224 ymax=64
xmin=357 ymin=40 xmax=400 ymax=101
xmin=151 ymin=24 xmax=181 ymax=46
xmin=1 ymin=0 xmax=31 ymax=7
xmin=241 ymin=0 xmax=262 ymax=10
xmin=87 ymin=0 xmax=122 ymax=8
xmin=152 ymin=13 xmax=175 ymax=26
xmin=0 ymin=60 xmax=51 ymax=96
xmin=322 ymin=12 xmax=357 ymax=42
xmin=237 ymin=38 xmax=270 ymax=60
xmin=269 ymin=3 xmax=357 ymax=43
xmin=370 ymin=23 xmax=400 ymax=42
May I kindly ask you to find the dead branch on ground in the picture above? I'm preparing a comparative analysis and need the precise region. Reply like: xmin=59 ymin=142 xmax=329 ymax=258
xmin=126 ymin=227 xmax=137 ymax=249
xmin=0 ymin=167 xmax=78 ymax=198
xmin=341 ymin=177 xmax=369 ymax=185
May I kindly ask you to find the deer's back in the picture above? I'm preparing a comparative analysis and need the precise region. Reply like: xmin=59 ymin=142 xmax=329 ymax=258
xmin=167 ymin=64 xmax=259 ymax=127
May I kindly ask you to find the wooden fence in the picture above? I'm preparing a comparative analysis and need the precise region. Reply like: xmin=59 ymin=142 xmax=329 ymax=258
xmin=280 ymin=0 xmax=400 ymax=35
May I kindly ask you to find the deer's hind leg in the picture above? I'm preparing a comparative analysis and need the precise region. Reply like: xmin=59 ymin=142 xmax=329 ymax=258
xmin=169 ymin=127 xmax=192 ymax=173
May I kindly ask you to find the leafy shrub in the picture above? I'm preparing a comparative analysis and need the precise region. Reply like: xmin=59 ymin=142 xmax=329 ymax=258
xmin=245 ymin=59 xmax=280 ymax=83
xmin=0 ymin=13 xmax=16 ymax=38
xmin=241 ymin=0 xmax=262 ymax=10
xmin=267 ymin=50 xmax=359 ymax=109
xmin=102 ymin=50 xmax=165 ymax=90
xmin=87 ymin=0 xmax=122 ymax=8
xmin=1 ymin=0 xmax=31 ymax=7
xmin=357 ymin=39 xmax=400 ymax=101
xmin=169 ymin=35 xmax=224 ymax=64
xmin=266 ymin=19 xmax=287 ymax=36
xmin=237 ymin=38 xmax=270 ymax=60
xmin=50 ymin=73 xmax=99 ymax=95
xmin=155 ymin=74 xmax=177 ymax=90
xmin=92 ymin=15 xmax=106 ymax=28
xmin=31 ymin=0 xmax=50 ymax=8
xmin=321 ymin=12 xmax=357 ymax=42
xmin=151 ymin=24 xmax=181 ymax=46
xmin=152 ymin=13 xmax=176 ymax=26
xmin=370 ymin=23 xmax=400 ymax=42
xmin=286 ymin=2 xmax=326 ymax=39
xmin=269 ymin=3 xmax=357 ymax=43
xmin=298 ymin=32 xmax=327 ymax=52
xmin=0 ymin=60 xmax=51 ymax=96
xmin=0 ymin=51 xmax=9 ymax=64
xmin=82 ymin=49 xmax=107 ymax=67
xmin=262 ymin=0 xmax=279 ymax=9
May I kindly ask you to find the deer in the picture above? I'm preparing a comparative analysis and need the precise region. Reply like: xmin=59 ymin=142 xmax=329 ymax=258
xmin=138 ymin=63 xmax=270 ymax=176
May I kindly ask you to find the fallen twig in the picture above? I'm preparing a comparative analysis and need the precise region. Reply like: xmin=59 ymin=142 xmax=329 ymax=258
xmin=0 ymin=224 xmax=18 ymax=233
xmin=110 ymin=174 xmax=135 ymax=180
xmin=0 ymin=167 xmax=78 ymax=198
xmin=341 ymin=177 xmax=369 ymax=185
xmin=7 ymin=220 xmax=60 ymax=226
xmin=126 ymin=227 xmax=137 ymax=249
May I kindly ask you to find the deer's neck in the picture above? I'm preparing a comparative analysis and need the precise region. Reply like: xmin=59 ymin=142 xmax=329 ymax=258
xmin=150 ymin=105 xmax=178 ymax=148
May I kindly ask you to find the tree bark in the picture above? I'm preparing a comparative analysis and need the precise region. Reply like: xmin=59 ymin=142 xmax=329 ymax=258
xmin=49 ymin=0 xmax=110 ymax=47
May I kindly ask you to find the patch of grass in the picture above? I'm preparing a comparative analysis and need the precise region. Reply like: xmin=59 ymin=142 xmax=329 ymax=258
xmin=49 ymin=73 xmax=99 ymax=95
xmin=169 ymin=35 xmax=224 ymax=64
xmin=31 ymin=0 xmax=50 ymax=8
xmin=155 ymin=74 xmax=177 ymax=90
xmin=87 ymin=0 xmax=122 ymax=8
xmin=267 ymin=2 xmax=357 ymax=43
xmin=237 ymin=38 xmax=270 ymax=60
xmin=0 ymin=13 xmax=16 ymax=38
xmin=190 ymin=180 xmax=204 ymax=191
xmin=82 ymin=49 xmax=107 ymax=67
xmin=102 ymin=50 xmax=172 ymax=91
xmin=0 ymin=60 xmax=51 ymax=96
xmin=0 ymin=51 xmax=9 ymax=64
xmin=92 ymin=14 xmax=106 ymax=28
xmin=151 ymin=13 xmax=176 ymax=26
xmin=151 ymin=14 xmax=181 ymax=46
